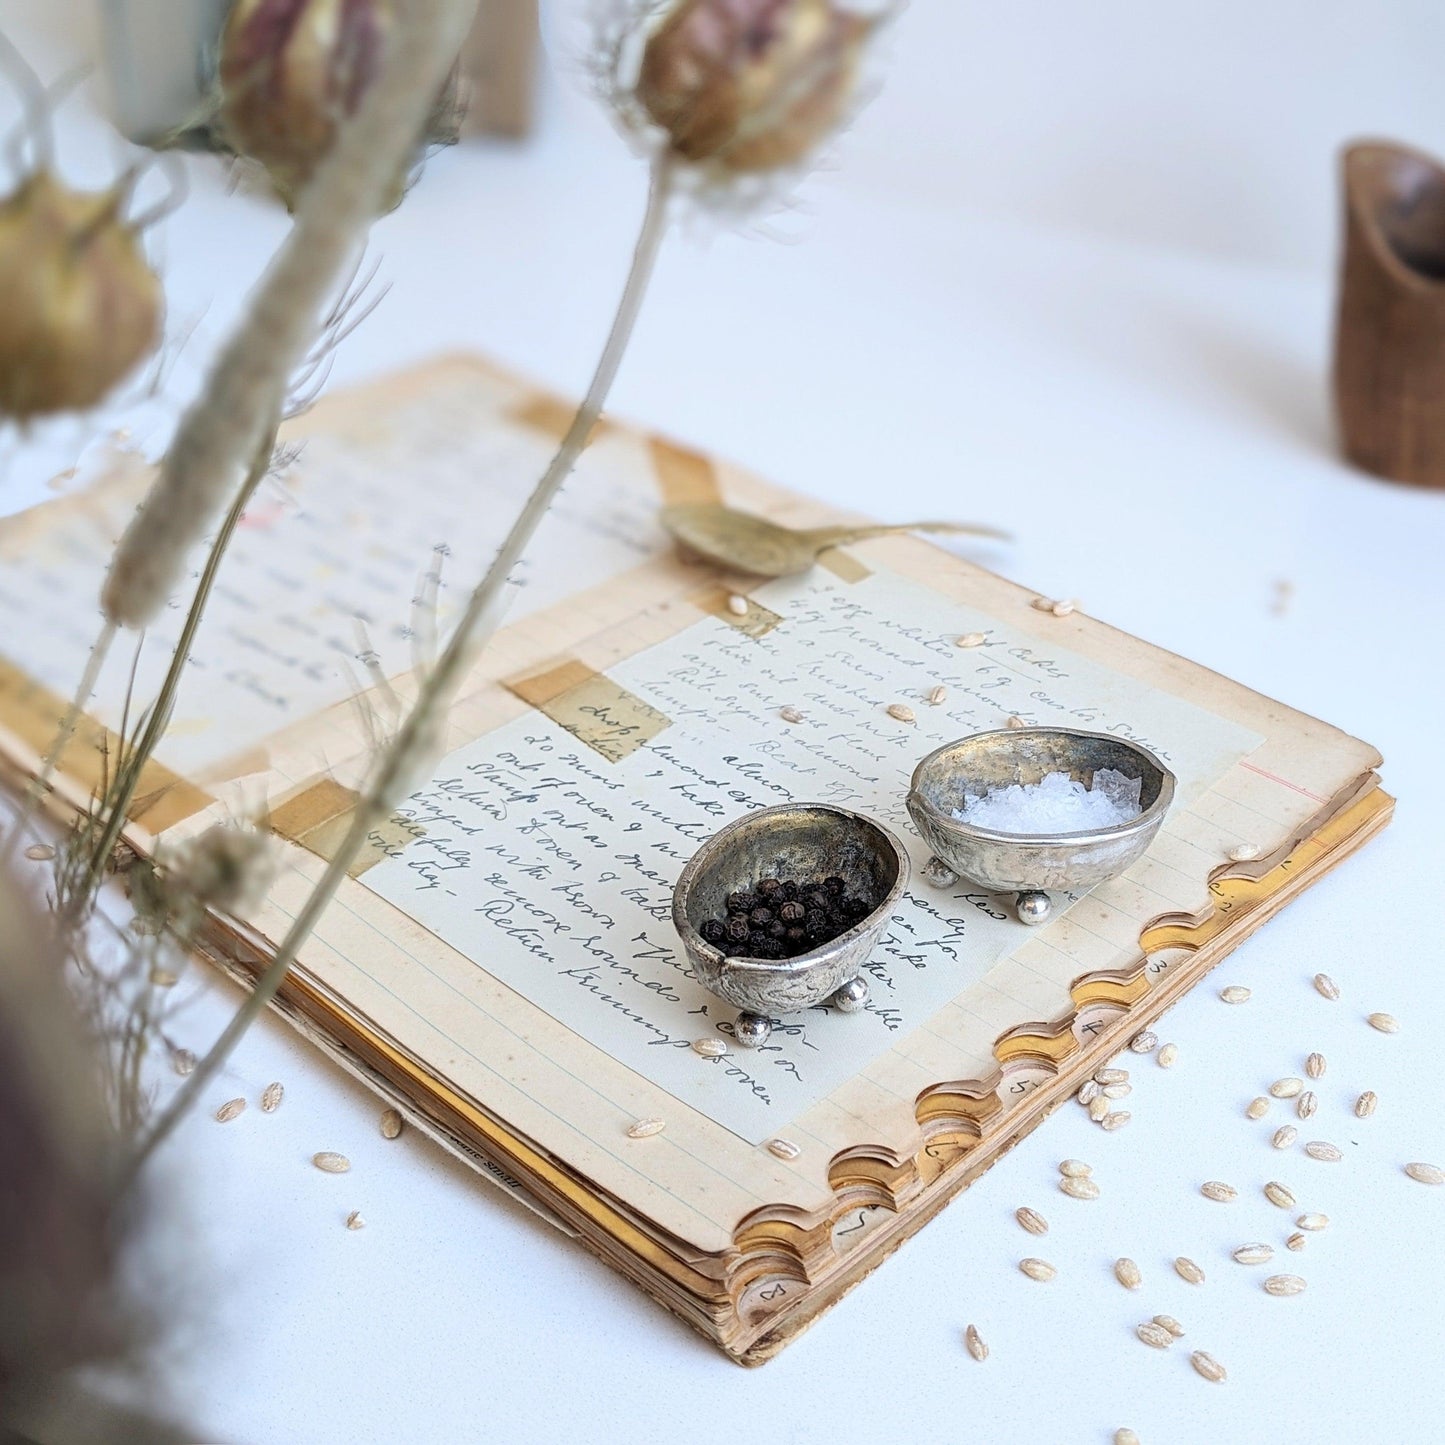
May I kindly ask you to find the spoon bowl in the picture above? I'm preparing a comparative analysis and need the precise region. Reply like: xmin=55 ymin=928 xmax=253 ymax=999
xmin=661 ymin=503 xmax=1009 ymax=578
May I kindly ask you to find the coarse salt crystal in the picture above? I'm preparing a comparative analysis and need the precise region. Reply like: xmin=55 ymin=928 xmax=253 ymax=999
xmin=953 ymin=770 xmax=1142 ymax=834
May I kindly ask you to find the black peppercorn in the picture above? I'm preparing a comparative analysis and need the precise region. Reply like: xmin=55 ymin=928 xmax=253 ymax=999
xmin=698 ymin=873 xmax=880 ymax=962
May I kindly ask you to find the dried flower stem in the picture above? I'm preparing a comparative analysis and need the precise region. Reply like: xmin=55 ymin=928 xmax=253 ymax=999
xmin=121 ymin=153 xmax=678 ymax=1189
xmin=64 ymin=414 xmax=280 ymax=916
xmin=58 ymin=0 xmax=474 ymax=921
xmin=101 ymin=0 xmax=479 ymax=631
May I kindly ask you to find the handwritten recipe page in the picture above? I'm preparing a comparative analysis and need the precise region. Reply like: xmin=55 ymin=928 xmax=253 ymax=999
xmin=0 ymin=367 xmax=665 ymax=778
xmin=359 ymin=569 xmax=1262 ymax=1143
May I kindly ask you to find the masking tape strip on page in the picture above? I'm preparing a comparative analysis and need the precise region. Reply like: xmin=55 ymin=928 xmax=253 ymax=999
xmin=506 ymin=392 xmax=616 ymax=446
xmin=649 ymin=435 xmax=723 ymax=506
xmin=690 ymin=586 xmax=784 ymax=638
xmin=0 ymin=657 xmax=213 ymax=834
xmin=264 ymin=775 xmax=419 ymax=880
xmin=507 ymin=658 xmax=672 ymax=763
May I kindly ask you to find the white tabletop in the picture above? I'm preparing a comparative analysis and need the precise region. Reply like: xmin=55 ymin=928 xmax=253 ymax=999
xmin=5 ymin=3 xmax=1444 ymax=1442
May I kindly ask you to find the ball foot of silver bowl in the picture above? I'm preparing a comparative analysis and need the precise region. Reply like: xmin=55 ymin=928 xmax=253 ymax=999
xmin=921 ymin=855 xmax=960 ymax=889
xmin=734 ymin=1012 xmax=773 ymax=1048
xmin=1015 ymin=890 xmax=1053 ymax=926
xmin=831 ymin=976 xmax=870 ymax=1013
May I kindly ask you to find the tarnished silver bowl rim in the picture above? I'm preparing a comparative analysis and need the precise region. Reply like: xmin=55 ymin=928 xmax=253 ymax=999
xmin=907 ymin=727 xmax=1177 ymax=849
xmin=671 ymin=803 xmax=911 ymax=971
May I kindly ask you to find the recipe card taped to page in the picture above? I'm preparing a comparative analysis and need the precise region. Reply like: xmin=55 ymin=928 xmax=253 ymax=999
xmin=358 ymin=569 xmax=1261 ymax=1142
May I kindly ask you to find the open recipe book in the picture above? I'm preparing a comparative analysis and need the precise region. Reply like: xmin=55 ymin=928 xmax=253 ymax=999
xmin=0 ymin=356 xmax=1390 ymax=1363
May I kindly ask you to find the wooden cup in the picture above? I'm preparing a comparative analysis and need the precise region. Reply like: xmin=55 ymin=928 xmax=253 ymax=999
xmin=1334 ymin=140 xmax=1445 ymax=489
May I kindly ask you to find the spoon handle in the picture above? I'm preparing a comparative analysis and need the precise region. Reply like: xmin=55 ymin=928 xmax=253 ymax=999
xmin=808 ymin=519 xmax=1011 ymax=549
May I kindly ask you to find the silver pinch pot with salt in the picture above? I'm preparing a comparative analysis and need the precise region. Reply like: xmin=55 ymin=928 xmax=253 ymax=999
xmin=671 ymin=803 xmax=909 ymax=1048
xmin=906 ymin=728 xmax=1176 ymax=925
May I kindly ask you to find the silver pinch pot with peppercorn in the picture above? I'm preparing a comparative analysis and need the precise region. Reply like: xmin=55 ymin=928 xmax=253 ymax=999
xmin=906 ymin=727 xmax=1176 ymax=926
xmin=671 ymin=803 xmax=910 ymax=1048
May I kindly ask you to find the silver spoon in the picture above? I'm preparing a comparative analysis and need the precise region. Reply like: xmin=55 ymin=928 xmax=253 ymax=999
xmin=661 ymin=503 xmax=1009 ymax=578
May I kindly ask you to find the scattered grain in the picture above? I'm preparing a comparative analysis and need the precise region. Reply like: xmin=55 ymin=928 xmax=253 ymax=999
xmin=1232 ymin=1244 xmax=1273 ymax=1266
xmin=23 ymin=843 xmax=54 ymax=861
xmin=1077 ymin=1079 xmax=1100 ymax=1105
xmin=1272 ymin=1126 xmax=1297 ymax=1150
xmin=260 ymin=1082 xmax=284 ymax=1114
xmin=215 ymin=1098 xmax=246 ymax=1124
xmin=1368 ymin=1012 xmax=1400 ymax=1034
xmin=1059 ymin=1159 xmax=1093 ymax=1178
xmin=1129 ymin=1030 xmax=1158 ymax=1053
xmin=693 ymin=1036 xmax=729 ymax=1057
xmin=766 ymin=1137 xmax=801 ymax=1161
xmin=1060 ymin=1177 xmax=1101 ymax=1201
xmin=1264 ymin=1181 xmax=1295 ymax=1209
xmin=1405 ymin=1162 xmax=1445 ymax=1186
xmin=1115 ymin=1432 xmax=1141 ymax=1445
xmin=1305 ymin=1052 xmax=1326 ymax=1079
xmin=1005 ymin=715 xmax=1026 ymax=729
xmin=1296 ymin=1090 xmax=1317 ymax=1120
xmin=1103 ymin=1082 xmax=1132 ymax=1099
xmin=1227 ymin=842 xmax=1261 ymax=862
xmin=1015 ymin=1206 xmax=1049 ymax=1236
xmin=1157 ymin=1043 xmax=1179 ymax=1068
xmin=927 ymin=685 xmax=948 ymax=706
xmin=964 ymin=1324 xmax=988 ymax=1362
xmin=312 ymin=1151 xmax=351 ymax=1174
xmin=1355 ymin=1091 xmax=1378 ymax=1119
xmin=886 ymin=702 xmax=916 ymax=724
xmin=1018 ymin=1257 xmax=1056 ymax=1282
xmin=1051 ymin=598 xmax=1078 ymax=617
xmin=1136 ymin=1321 xmax=1174 ymax=1349
xmin=1153 ymin=1315 xmax=1185 ymax=1339
xmin=1096 ymin=1068 xmax=1129 ymax=1085
xmin=345 ymin=1211 xmax=365 ymax=1231
xmin=1114 ymin=1257 xmax=1142 ymax=1290
xmin=1174 ymin=1257 xmax=1206 ymax=1285
xmin=1100 ymin=1110 xmax=1131 ymax=1131
xmin=956 ymin=632 xmax=987 ymax=649
xmin=1305 ymin=1141 xmax=1342 ymax=1162
xmin=627 ymin=1118 xmax=667 ymax=1139
xmin=1270 ymin=1077 xmax=1303 ymax=1099
xmin=1220 ymin=985 xmax=1251 ymax=1004
xmin=1296 ymin=1213 xmax=1329 ymax=1231
xmin=1286 ymin=1232 xmax=1306 ymax=1251
xmin=1200 ymin=1181 xmax=1237 ymax=1203
xmin=1263 ymin=1274 xmax=1307 ymax=1297
xmin=1088 ymin=1095 xmax=1111 ymax=1122
xmin=726 ymin=594 xmax=749 ymax=616
xmin=779 ymin=706 xmax=804 ymax=724
xmin=1191 ymin=1350 xmax=1226 ymax=1383
xmin=380 ymin=1108 xmax=403 ymax=1140
xmin=1313 ymin=973 xmax=1340 ymax=1001
xmin=1246 ymin=1097 xmax=1270 ymax=1120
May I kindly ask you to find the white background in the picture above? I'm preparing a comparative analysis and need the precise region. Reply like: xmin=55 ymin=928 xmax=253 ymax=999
xmin=3 ymin=1 xmax=1444 ymax=1441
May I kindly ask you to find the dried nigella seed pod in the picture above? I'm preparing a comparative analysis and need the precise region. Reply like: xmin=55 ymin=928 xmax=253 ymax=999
xmin=635 ymin=0 xmax=875 ymax=174
xmin=219 ymin=0 xmax=447 ymax=208
xmin=0 ymin=173 xmax=162 ymax=423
